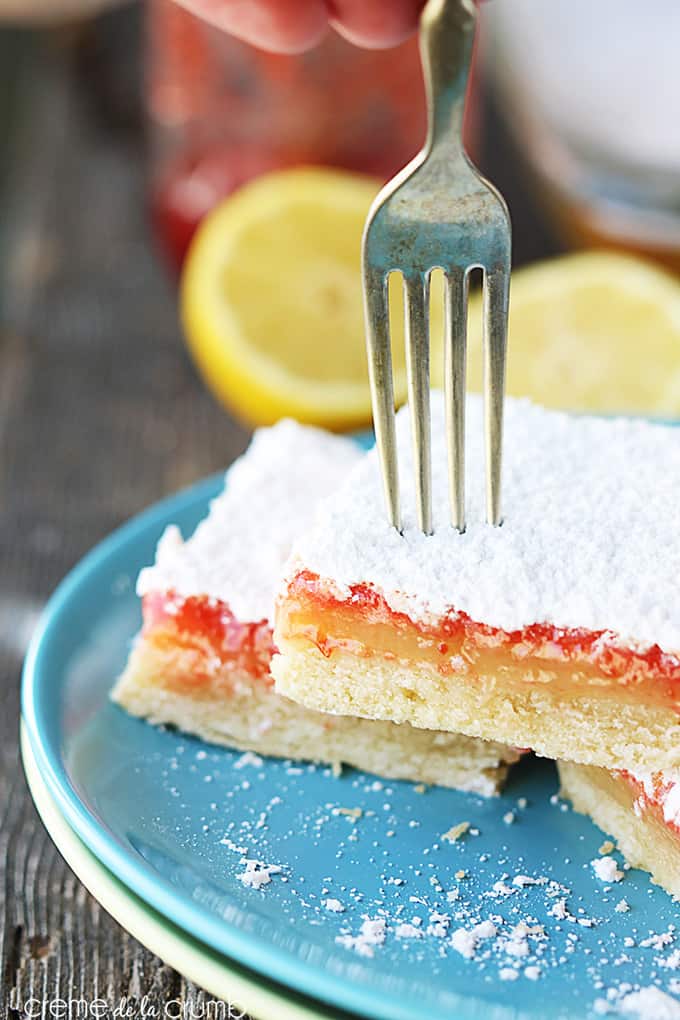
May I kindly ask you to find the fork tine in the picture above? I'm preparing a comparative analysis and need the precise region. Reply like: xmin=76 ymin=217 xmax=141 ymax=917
xmin=404 ymin=272 xmax=432 ymax=535
xmin=364 ymin=265 xmax=401 ymax=531
xmin=483 ymin=266 xmax=510 ymax=527
xmin=444 ymin=268 xmax=468 ymax=533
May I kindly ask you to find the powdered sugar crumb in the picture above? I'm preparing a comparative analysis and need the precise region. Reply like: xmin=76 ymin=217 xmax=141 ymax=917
xmin=592 ymin=856 xmax=624 ymax=883
xmin=234 ymin=751 xmax=263 ymax=770
xmin=513 ymin=875 xmax=546 ymax=888
xmin=237 ymin=859 xmax=282 ymax=889
xmin=640 ymin=930 xmax=674 ymax=951
xmin=427 ymin=912 xmax=450 ymax=938
xmin=473 ymin=920 xmax=498 ymax=939
xmin=660 ymin=951 xmax=680 ymax=972
xmin=220 ymin=835 xmax=247 ymax=854
xmin=395 ymin=922 xmax=424 ymax=939
xmin=450 ymin=927 xmax=478 ymax=959
xmin=450 ymin=920 xmax=497 ymax=959
xmin=618 ymin=986 xmax=680 ymax=1018
xmin=324 ymin=898 xmax=345 ymax=913
xmin=336 ymin=917 xmax=386 ymax=958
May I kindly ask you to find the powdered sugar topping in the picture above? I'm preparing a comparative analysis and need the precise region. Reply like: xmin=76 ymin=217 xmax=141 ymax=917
xmin=137 ymin=420 xmax=361 ymax=621
xmin=286 ymin=394 xmax=680 ymax=653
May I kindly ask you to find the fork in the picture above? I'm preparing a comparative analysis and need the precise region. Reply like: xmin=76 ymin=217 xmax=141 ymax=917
xmin=362 ymin=0 xmax=511 ymax=535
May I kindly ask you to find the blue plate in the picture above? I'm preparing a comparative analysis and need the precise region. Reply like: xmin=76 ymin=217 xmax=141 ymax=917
xmin=22 ymin=466 xmax=679 ymax=1020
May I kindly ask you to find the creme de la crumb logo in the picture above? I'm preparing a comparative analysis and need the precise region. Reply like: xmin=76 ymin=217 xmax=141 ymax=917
xmin=7 ymin=992 xmax=248 ymax=1019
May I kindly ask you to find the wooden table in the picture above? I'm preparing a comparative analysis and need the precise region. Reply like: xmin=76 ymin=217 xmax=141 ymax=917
xmin=0 ymin=9 xmax=559 ymax=1017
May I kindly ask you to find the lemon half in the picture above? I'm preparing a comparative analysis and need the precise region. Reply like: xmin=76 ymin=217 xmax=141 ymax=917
xmin=467 ymin=252 xmax=680 ymax=415
xmin=183 ymin=179 xmax=680 ymax=428
xmin=181 ymin=167 xmax=444 ymax=430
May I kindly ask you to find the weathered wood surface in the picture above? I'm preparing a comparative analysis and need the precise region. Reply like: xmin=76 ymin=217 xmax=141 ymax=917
xmin=0 ymin=16 xmax=249 ymax=1017
xmin=0 ymin=9 xmax=558 ymax=1017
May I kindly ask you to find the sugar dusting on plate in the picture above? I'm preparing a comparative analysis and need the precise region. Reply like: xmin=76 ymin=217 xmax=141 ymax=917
xmin=158 ymin=741 xmax=680 ymax=1018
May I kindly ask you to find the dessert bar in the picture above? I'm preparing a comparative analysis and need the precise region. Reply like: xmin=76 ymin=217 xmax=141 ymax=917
xmin=274 ymin=394 xmax=680 ymax=773
xmin=113 ymin=420 xmax=518 ymax=793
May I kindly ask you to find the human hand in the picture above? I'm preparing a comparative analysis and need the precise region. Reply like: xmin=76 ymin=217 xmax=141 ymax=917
xmin=173 ymin=0 xmax=427 ymax=53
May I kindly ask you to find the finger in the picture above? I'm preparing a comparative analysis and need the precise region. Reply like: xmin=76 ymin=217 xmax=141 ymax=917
xmin=174 ymin=0 xmax=329 ymax=54
xmin=327 ymin=0 xmax=425 ymax=48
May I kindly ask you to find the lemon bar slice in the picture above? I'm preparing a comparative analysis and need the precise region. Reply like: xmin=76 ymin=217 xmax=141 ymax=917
xmin=113 ymin=420 xmax=518 ymax=794
xmin=273 ymin=393 xmax=680 ymax=773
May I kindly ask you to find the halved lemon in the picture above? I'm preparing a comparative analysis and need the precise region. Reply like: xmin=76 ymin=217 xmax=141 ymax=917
xmin=466 ymin=252 xmax=680 ymax=415
xmin=181 ymin=167 xmax=444 ymax=430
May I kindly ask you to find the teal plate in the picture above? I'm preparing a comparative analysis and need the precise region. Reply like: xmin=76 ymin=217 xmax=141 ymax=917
xmin=20 ymin=724 xmax=361 ymax=1020
xmin=21 ymin=456 xmax=680 ymax=1020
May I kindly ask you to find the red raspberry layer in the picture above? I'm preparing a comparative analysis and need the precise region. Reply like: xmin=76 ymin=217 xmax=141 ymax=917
xmin=618 ymin=770 xmax=680 ymax=838
xmin=284 ymin=570 xmax=680 ymax=696
xmin=143 ymin=590 xmax=275 ymax=684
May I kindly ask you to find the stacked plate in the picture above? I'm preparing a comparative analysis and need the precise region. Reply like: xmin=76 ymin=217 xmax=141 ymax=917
xmin=21 ymin=468 xmax=678 ymax=1020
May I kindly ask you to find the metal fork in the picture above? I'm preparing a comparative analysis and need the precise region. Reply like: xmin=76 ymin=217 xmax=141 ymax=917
xmin=362 ymin=0 xmax=511 ymax=535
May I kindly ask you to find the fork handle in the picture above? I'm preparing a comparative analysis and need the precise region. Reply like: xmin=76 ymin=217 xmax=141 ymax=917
xmin=419 ymin=0 xmax=477 ymax=154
